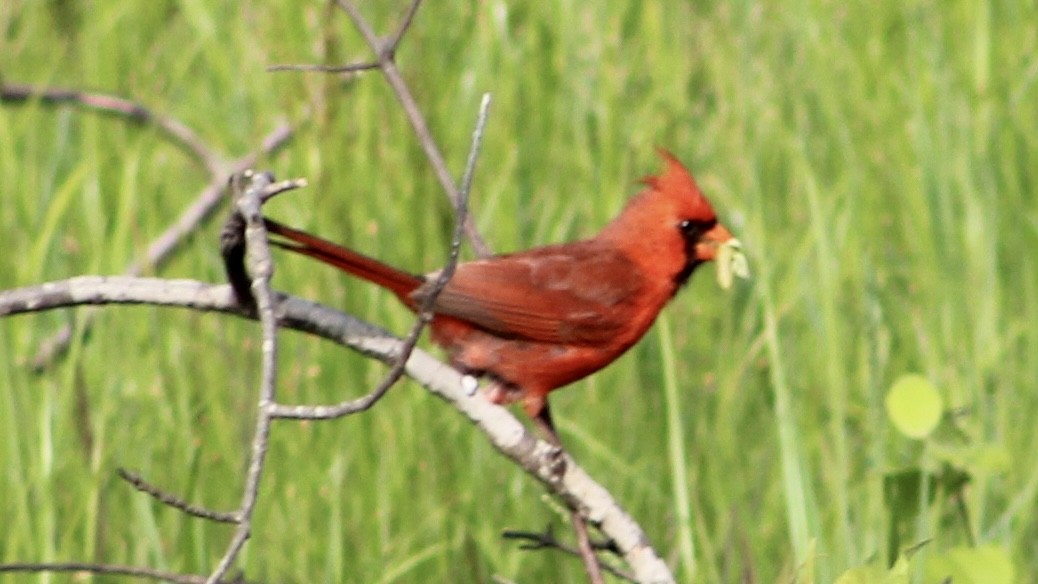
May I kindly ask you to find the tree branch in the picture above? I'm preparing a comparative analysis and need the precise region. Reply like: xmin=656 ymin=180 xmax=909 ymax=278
xmin=270 ymin=0 xmax=491 ymax=257
xmin=203 ymin=171 xmax=283 ymax=584
xmin=503 ymin=525 xmax=635 ymax=582
xmin=0 ymin=83 xmax=223 ymax=175
xmin=0 ymin=561 xmax=237 ymax=584
xmin=117 ymin=468 xmax=238 ymax=524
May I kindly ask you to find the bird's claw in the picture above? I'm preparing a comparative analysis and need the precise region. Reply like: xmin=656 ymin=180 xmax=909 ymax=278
xmin=546 ymin=444 xmax=567 ymax=480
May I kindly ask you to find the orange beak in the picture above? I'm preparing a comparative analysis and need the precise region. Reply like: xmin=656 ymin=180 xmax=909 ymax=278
xmin=694 ymin=223 xmax=734 ymax=262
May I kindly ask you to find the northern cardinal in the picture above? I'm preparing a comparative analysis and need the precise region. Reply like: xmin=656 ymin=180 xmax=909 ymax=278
xmin=264 ymin=150 xmax=742 ymax=442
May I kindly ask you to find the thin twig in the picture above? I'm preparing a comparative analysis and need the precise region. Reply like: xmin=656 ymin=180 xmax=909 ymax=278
xmin=267 ymin=61 xmax=378 ymax=73
xmin=503 ymin=525 xmax=620 ymax=555
xmin=503 ymin=527 xmax=635 ymax=582
xmin=0 ymin=83 xmax=223 ymax=175
xmin=573 ymin=513 xmax=607 ymax=584
xmin=258 ymin=178 xmax=310 ymax=203
xmin=323 ymin=0 xmax=491 ymax=257
xmin=386 ymin=0 xmax=424 ymax=50
xmin=0 ymin=561 xmax=232 ymax=584
xmin=206 ymin=171 xmax=281 ymax=584
xmin=269 ymin=0 xmax=491 ymax=250
xmin=458 ymin=94 xmax=493 ymax=213
xmin=117 ymin=468 xmax=238 ymax=523
xmin=268 ymin=93 xmax=492 ymax=420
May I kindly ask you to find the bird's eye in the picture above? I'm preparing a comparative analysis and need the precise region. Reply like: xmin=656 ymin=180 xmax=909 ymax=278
xmin=678 ymin=218 xmax=716 ymax=239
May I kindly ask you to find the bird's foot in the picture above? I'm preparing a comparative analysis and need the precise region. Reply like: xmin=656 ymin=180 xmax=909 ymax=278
xmin=483 ymin=379 xmax=524 ymax=405
xmin=545 ymin=444 xmax=567 ymax=480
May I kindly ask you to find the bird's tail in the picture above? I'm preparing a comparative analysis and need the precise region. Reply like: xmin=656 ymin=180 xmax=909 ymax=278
xmin=264 ymin=217 xmax=424 ymax=303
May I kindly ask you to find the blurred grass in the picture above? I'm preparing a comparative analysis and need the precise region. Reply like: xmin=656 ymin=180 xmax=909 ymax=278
xmin=2 ymin=0 xmax=1036 ymax=582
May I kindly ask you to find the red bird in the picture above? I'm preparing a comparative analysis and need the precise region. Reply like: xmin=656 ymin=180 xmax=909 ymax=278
xmin=265 ymin=150 xmax=739 ymax=441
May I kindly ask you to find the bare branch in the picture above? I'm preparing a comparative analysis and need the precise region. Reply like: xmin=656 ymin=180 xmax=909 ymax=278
xmin=458 ymin=94 xmax=493 ymax=216
xmin=266 ymin=61 xmax=378 ymax=73
xmin=0 ymin=561 xmax=237 ymax=584
xmin=503 ymin=526 xmax=635 ymax=582
xmin=572 ymin=509 xmax=607 ymax=584
xmin=0 ymin=82 xmax=223 ymax=175
xmin=257 ymin=177 xmax=310 ymax=203
xmin=265 ymin=278 xmax=421 ymax=418
xmin=117 ymin=468 xmax=238 ymax=524
xmin=204 ymin=171 xmax=282 ymax=584
xmin=300 ymin=0 xmax=492 ymax=257
xmin=386 ymin=0 xmax=423 ymax=51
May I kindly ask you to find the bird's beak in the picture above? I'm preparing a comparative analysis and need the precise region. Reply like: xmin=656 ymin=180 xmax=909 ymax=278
xmin=696 ymin=223 xmax=750 ymax=289
xmin=694 ymin=223 xmax=734 ymax=262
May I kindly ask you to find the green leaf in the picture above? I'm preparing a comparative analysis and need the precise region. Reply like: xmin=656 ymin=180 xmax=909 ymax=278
xmin=885 ymin=374 xmax=943 ymax=439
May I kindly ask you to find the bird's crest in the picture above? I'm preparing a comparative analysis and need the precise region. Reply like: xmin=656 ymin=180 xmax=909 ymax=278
xmin=638 ymin=148 xmax=717 ymax=221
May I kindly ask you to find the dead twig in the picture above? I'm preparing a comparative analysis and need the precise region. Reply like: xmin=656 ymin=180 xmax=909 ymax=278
xmin=117 ymin=468 xmax=238 ymax=524
xmin=205 ymin=170 xmax=282 ymax=584
xmin=271 ymin=0 xmax=491 ymax=257
xmin=0 ymin=561 xmax=247 ymax=584
xmin=503 ymin=526 xmax=634 ymax=582
xmin=1 ymin=83 xmax=223 ymax=174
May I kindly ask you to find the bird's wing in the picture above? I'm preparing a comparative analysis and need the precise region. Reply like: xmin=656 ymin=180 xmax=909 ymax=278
xmin=411 ymin=242 xmax=646 ymax=345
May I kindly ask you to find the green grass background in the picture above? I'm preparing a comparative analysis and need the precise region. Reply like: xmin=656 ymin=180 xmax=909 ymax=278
xmin=2 ymin=1 xmax=1036 ymax=582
